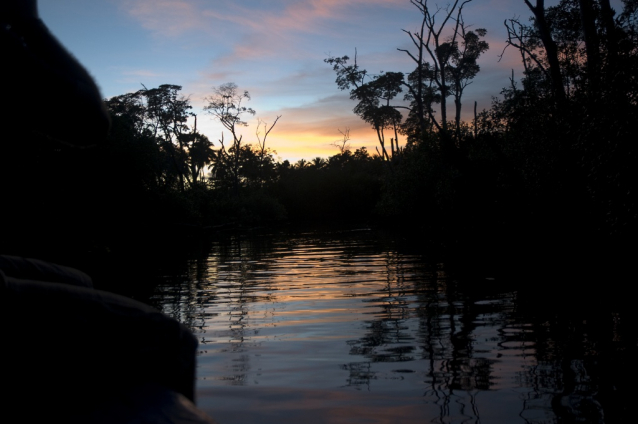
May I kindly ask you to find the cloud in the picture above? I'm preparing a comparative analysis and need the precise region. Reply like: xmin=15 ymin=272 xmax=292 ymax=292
xmin=119 ymin=69 xmax=163 ymax=77
xmin=119 ymin=0 xmax=412 ymax=63
xmin=119 ymin=0 xmax=207 ymax=36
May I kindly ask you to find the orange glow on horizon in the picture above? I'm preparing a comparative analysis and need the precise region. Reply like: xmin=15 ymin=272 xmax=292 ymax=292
xmin=199 ymin=116 xmax=385 ymax=162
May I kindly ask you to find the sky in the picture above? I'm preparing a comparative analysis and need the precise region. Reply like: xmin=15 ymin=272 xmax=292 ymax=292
xmin=39 ymin=0 xmax=557 ymax=162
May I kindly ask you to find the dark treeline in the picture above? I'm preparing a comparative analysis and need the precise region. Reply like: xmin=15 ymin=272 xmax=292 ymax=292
xmin=2 ymin=0 xmax=636 ymax=282
xmin=326 ymin=0 xmax=638 ymax=279
xmin=101 ymin=82 xmax=385 ymax=226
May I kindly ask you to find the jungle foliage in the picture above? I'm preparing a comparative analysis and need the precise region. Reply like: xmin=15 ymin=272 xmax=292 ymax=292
xmin=324 ymin=0 xmax=638 ymax=272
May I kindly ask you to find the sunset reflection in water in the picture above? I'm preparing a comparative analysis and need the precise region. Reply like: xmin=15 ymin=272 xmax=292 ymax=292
xmin=151 ymin=229 xmax=623 ymax=424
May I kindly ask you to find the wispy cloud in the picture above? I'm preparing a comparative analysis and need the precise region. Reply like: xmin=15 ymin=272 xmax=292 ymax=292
xmin=119 ymin=0 xmax=411 ymax=61
xmin=109 ymin=67 xmax=168 ymax=88
xmin=119 ymin=0 xmax=207 ymax=36
xmin=120 ymin=69 xmax=163 ymax=77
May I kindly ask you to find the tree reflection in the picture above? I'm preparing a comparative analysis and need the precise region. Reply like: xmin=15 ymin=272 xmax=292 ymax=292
xmin=149 ymin=229 xmax=638 ymax=423
xmin=152 ymin=232 xmax=280 ymax=385
xmin=342 ymin=258 xmax=502 ymax=422
xmin=513 ymin=299 xmax=638 ymax=424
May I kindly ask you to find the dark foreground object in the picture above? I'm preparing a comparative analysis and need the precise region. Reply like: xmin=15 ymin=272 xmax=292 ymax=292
xmin=0 ymin=255 xmax=216 ymax=423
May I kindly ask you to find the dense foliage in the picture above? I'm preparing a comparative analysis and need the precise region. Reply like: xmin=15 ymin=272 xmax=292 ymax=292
xmin=326 ymin=0 xmax=638 ymax=275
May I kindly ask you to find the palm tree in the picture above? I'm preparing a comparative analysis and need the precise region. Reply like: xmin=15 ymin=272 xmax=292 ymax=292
xmin=188 ymin=133 xmax=215 ymax=185
xmin=311 ymin=157 xmax=326 ymax=170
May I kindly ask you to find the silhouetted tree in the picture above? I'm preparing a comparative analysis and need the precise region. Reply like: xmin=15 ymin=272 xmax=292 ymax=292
xmin=324 ymin=55 xmax=405 ymax=162
xmin=143 ymin=84 xmax=193 ymax=191
xmin=204 ymin=83 xmax=255 ymax=196
xmin=105 ymin=84 xmax=201 ymax=191
xmin=255 ymin=116 xmax=281 ymax=187
xmin=398 ymin=0 xmax=488 ymax=143
xmin=186 ymin=130 xmax=215 ymax=185
xmin=326 ymin=0 xmax=488 ymax=154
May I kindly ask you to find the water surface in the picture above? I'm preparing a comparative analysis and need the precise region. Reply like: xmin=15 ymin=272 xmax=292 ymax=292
xmin=151 ymin=228 xmax=635 ymax=423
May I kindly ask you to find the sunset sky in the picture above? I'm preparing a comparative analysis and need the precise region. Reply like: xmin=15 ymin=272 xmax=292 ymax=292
xmin=40 ymin=0 xmax=571 ymax=161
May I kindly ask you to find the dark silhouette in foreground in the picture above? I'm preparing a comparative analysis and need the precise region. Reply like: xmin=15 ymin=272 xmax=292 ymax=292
xmin=1 ymin=255 xmax=213 ymax=423
xmin=1 ymin=1 xmax=215 ymax=421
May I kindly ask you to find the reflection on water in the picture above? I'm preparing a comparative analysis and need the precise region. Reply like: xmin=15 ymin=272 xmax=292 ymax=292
xmin=151 ymin=228 xmax=636 ymax=424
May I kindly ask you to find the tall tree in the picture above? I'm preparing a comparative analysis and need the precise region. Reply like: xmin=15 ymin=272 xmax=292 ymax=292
xmin=142 ymin=84 xmax=193 ymax=191
xmin=256 ymin=116 xmax=281 ymax=187
xmin=327 ymin=0 xmax=487 ymax=154
xmin=446 ymin=26 xmax=489 ymax=139
xmin=204 ymin=83 xmax=255 ymax=196
xmin=184 ymin=122 xmax=215 ymax=185
xmin=399 ymin=0 xmax=487 ymax=142
xmin=523 ymin=0 xmax=567 ymax=102
xmin=204 ymin=83 xmax=280 ymax=194
xmin=325 ymin=54 xmax=405 ymax=161
xmin=105 ymin=84 xmax=197 ymax=191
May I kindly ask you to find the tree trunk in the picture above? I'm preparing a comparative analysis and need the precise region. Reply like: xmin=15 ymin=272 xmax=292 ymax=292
xmin=599 ymin=0 xmax=618 ymax=81
xmin=525 ymin=0 xmax=566 ymax=102
xmin=578 ymin=0 xmax=600 ymax=93
xmin=454 ymin=91 xmax=462 ymax=141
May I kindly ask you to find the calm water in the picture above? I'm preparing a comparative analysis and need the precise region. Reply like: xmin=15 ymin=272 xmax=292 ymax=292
xmin=150 ymin=228 xmax=636 ymax=424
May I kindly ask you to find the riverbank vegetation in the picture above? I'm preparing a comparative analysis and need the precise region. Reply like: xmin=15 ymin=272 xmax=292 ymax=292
xmin=2 ymin=0 xmax=636 ymax=279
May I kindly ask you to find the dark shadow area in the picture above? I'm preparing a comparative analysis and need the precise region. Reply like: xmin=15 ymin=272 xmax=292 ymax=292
xmin=1 ymin=2 xmax=215 ymax=421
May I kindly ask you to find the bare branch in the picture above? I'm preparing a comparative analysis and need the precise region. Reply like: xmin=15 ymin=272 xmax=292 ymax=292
xmin=331 ymin=128 xmax=351 ymax=154
xmin=502 ymin=18 xmax=550 ymax=79
xmin=256 ymin=115 xmax=282 ymax=155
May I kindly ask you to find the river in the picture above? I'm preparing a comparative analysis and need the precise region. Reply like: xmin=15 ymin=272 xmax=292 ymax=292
xmin=148 ymin=227 xmax=635 ymax=424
